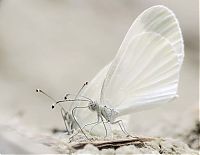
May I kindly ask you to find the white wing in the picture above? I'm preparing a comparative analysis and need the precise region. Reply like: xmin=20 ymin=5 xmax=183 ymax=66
xmin=99 ymin=5 xmax=184 ymax=116
xmin=81 ymin=5 xmax=183 ymax=107
xmin=101 ymin=32 xmax=180 ymax=116
xmin=75 ymin=6 xmax=183 ymax=132
xmin=118 ymin=5 xmax=184 ymax=66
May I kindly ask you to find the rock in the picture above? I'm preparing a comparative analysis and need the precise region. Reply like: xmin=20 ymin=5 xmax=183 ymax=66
xmin=181 ymin=120 xmax=200 ymax=150
xmin=100 ymin=148 xmax=115 ymax=155
xmin=76 ymin=144 xmax=99 ymax=154
xmin=116 ymin=145 xmax=141 ymax=154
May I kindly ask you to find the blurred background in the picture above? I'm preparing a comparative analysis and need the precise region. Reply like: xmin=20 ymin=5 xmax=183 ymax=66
xmin=0 ymin=0 xmax=199 ymax=152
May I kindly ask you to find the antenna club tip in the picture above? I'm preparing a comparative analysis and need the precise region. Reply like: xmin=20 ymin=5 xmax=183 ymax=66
xmin=64 ymin=94 xmax=70 ymax=100
xmin=85 ymin=81 xmax=88 ymax=85
xmin=52 ymin=104 xmax=55 ymax=109
xmin=36 ymin=89 xmax=41 ymax=92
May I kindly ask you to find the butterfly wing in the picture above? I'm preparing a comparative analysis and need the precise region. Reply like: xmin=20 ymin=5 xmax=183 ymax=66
xmin=101 ymin=32 xmax=181 ymax=116
xmin=74 ymin=6 xmax=183 ymax=134
xmin=80 ymin=5 xmax=183 ymax=107
xmin=76 ymin=32 xmax=181 ymax=134
xmin=118 ymin=5 xmax=184 ymax=65
xmin=99 ymin=5 xmax=184 ymax=115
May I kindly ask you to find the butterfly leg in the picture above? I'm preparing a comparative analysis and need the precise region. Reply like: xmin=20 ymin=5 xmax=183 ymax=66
xmin=112 ymin=120 xmax=135 ymax=138
xmin=60 ymin=107 xmax=71 ymax=134
xmin=108 ymin=123 xmax=114 ymax=139
xmin=71 ymin=106 xmax=91 ymax=141
xmin=88 ymin=115 xmax=108 ymax=138
xmin=89 ymin=121 xmax=109 ymax=134
xmin=100 ymin=115 xmax=108 ymax=138
xmin=79 ymin=113 xmax=102 ymax=134
xmin=88 ymin=113 xmax=100 ymax=133
xmin=69 ymin=120 xmax=102 ymax=142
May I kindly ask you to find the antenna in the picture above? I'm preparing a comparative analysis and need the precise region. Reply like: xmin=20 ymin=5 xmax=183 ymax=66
xmin=63 ymin=81 xmax=88 ymax=100
xmin=52 ymin=98 xmax=91 ymax=109
xmin=36 ymin=89 xmax=64 ymax=109
xmin=36 ymin=89 xmax=57 ymax=102
xmin=75 ymin=81 xmax=88 ymax=99
xmin=52 ymin=82 xmax=91 ymax=109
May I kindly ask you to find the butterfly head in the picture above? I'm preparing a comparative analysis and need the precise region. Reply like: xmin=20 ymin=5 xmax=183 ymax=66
xmin=88 ymin=101 xmax=99 ymax=111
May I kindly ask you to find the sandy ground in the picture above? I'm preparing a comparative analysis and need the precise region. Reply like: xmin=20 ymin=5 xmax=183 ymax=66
xmin=0 ymin=119 xmax=198 ymax=154
xmin=0 ymin=0 xmax=199 ymax=153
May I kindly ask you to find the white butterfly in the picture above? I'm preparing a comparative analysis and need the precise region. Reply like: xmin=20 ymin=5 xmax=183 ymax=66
xmin=46 ymin=5 xmax=184 ymax=138
xmin=68 ymin=5 xmax=184 ymax=136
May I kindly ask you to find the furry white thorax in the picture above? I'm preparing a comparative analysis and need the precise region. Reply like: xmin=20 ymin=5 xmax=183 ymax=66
xmin=88 ymin=101 xmax=119 ymax=123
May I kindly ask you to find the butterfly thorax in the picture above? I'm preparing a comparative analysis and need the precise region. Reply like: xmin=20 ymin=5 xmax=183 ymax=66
xmin=88 ymin=101 xmax=119 ymax=123
xmin=100 ymin=105 xmax=119 ymax=123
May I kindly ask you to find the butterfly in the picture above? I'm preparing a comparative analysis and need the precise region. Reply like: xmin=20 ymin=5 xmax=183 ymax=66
xmin=40 ymin=5 xmax=184 ymax=139
xmin=67 ymin=5 xmax=184 ymax=137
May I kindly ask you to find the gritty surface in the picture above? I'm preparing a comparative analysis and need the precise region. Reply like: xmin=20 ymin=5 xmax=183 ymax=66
xmin=52 ymin=130 xmax=199 ymax=154
xmin=0 ymin=119 xmax=198 ymax=154
xmin=180 ymin=121 xmax=200 ymax=150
